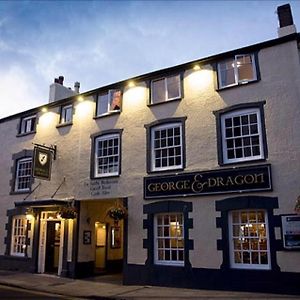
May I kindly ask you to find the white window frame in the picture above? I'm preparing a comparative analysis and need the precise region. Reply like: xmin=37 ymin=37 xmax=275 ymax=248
xmin=60 ymin=104 xmax=73 ymax=124
xmin=221 ymin=108 xmax=264 ymax=164
xmin=94 ymin=133 xmax=120 ymax=177
xmin=150 ymin=74 xmax=181 ymax=104
xmin=96 ymin=89 xmax=121 ymax=116
xmin=20 ymin=115 xmax=36 ymax=134
xmin=154 ymin=213 xmax=184 ymax=266
xmin=217 ymin=54 xmax=257 ymax=89
xmin=15 ymin=157 xmax=32 ymax=192
xmin=228 ymin=210 xmax=271 ymax=270
xmin=151 ymin=123 xmax=183 ymax=172
xmin=11 ymin=215 xmax=28 ymax=257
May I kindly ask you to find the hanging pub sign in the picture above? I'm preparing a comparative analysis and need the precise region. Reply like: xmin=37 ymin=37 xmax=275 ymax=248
xmin=144 ymin=164 xmax=272 ymax=199
xmin=32 ymin=146 xmax=53 ymax=180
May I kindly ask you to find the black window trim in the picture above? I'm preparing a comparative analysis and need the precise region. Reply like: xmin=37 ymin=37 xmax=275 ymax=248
xmin=143 ymin=200 xmax=193 ymax=268
xmin=10 ymin=149 xmax=34 ymax=195
xmin=213 ymin=101 xmax=268 ymax=166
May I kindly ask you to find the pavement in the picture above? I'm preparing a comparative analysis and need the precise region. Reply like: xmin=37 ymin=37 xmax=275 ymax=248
xmin=0 ymin=270 xmax=299 ymax=300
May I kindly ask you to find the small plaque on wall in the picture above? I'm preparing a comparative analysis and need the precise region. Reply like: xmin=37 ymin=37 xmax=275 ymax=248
xmin=282 ymin=215 xmax=300 ymax=249
xmin=83 ymin=230 xmax=92 ymax=245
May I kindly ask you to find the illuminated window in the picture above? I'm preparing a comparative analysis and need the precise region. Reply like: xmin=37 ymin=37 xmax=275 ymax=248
xmin=96 ymin=89 xmax=122 ymax=116
xmin=221 ymin=108 xmax=265 ymax=164
xmin=15 ymin=157 xmax=32 ymax=192
xmin=94 ymin=133 xmax=120 ymax=177
xmin=150 ymin=74 xmax=181 ymax=104
xmin=151 ymin=123 xmax=183 ymax=171
xmin=229 ymin=210 xmax=270 ymax=270
xmin=60 ymin=104 xmax=73 ymax=124
xmin=11 ymin=216 xmax=27 ymax=256
xmin=154 ymin=213 xmax=184 ymax=266
xmin=19 ymin=115 xmax=36 ymax=134
xmin=217 ymin=54 xmax=257 ymax=88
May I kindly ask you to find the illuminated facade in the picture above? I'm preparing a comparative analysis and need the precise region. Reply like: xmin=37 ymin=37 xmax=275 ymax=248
xmin=0 ymin=4 xmax=299 ymax=294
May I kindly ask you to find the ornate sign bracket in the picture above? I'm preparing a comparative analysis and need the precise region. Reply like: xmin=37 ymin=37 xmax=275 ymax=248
xmin=32 ymin=143 xmax=57 ymax=160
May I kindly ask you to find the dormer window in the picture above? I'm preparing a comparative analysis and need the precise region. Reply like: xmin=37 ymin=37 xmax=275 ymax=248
xmin=217 ymin=54 xmax=258 ymax=89
xmin=96 ymin=89 xmax=122 ymax=117
xmin=19 ymin=115 xmax=36 ymax=135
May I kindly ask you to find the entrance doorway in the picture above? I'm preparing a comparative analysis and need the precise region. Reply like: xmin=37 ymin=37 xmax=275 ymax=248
xmin=38 ymin=212 xmax=64 ymax=275
xmin=95 ymin=222 xmax=107 ymax=273
xmin=45 ymin=221 xmax=61 ymax=273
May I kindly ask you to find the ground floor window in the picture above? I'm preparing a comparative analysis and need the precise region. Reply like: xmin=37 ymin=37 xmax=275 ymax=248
xmin=154 ymin=213 xmax=184 ymax=266
xmin=11 ymin=216 xmax=28 ymax=256
xmin=228 ymin=210 xmax=270 ymax=270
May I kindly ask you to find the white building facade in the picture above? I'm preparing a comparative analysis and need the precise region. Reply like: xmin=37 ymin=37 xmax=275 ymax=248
xmin=0 ymin=4 xmax=299 ymax=294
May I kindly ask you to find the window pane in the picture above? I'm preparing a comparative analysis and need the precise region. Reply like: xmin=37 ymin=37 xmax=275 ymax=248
xmin=95 ymin=134 xmax=120 ymax=176
xmin=237 ymin=55 xmax=255 ymax=82
xmin=151 ymin=124 xmax=183 ymax=171
xmin=110 ymin=90 xmax=121 ymax=111
xmin=229 ymin=210 xmax=270 ymax=269
xmin=152 ymin=79 xmax=165 ymax=103
xmin=167 ymin=75 xmax=180 ymax=99
xmin=222 ymin=109 xmax=263 ymax=163
xmin=155 ymin=213 xmax=184 ymax=265
xmin=97 ymin=94 xmax=109 ymax=115
xmin=219 ymin=59 xmax=235 ymax=87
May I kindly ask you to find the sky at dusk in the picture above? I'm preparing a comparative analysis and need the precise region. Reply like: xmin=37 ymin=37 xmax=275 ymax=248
xmin=0 ymin=0 xmax=299 ymax=118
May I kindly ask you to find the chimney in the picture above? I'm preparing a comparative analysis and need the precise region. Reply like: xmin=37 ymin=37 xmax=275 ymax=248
xmin=277 ymin=4 xmax=297 ymax=37
xmin=49 ymin=76 xmax=77 ymax=103
xmin=74 ymin=81 xmax=80 ymax=94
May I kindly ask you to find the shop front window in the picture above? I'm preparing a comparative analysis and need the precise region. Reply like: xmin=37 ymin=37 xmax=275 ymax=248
xmin=228 ymin=210 xmax=270 ymax=270
xmin=154 ymin=213 xmax=184 ymax=266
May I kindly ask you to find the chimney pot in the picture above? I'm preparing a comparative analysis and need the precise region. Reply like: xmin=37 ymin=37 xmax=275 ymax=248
xmin=277 ymin=4 xmax=294 ymax=28
xmin=58 ymin=76 xmax=64 ymax=85
xmin=74 ymin=81 xmax=80 ymax=93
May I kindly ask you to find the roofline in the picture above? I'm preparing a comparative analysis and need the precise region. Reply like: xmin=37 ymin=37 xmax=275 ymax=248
xmin=1 ymin=32 xmax=299 ymax=124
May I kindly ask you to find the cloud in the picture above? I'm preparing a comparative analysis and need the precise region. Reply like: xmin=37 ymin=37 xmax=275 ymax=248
xmin=0 ymin=65 xmax=46 ymax=118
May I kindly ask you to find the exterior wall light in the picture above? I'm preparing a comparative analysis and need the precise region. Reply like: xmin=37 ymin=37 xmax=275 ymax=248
xmin=41 ymin=107 xmax=48 ymax=113
xmin=77 ymin=96 xmax=84 ymax=102
xmin=193 ymin=65 xmax=201 ymax=71
xmin=128 ymin=81 xmax=135 ymax=88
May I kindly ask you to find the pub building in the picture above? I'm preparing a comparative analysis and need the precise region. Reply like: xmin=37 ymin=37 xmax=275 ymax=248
xmin=0 ymin=3 xmax=299 ymax=294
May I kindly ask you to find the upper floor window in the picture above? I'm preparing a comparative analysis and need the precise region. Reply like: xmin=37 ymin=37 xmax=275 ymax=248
xmin=150 ymin=74 xmax=181 ymax=104
xmin=96 ymin=89 xmax=122 ymax=116
xmin=228 ymin=210 xmax=270 ymax=270
xmin=15 ymin=157 xmax=32 ymax=192
xmin=221 ymin=108 xmax=265 ymax=164
xmin=154 ymin=213 xmax=184 ymax=266
xmin=217 ymin=54 xmax=257 ymax=89
xmin=60 ymin=104 xmax=73 ymax=124
xmin=151 ymin=123 xmax=183 ymax=172
xmin=94 ymin=133 xmax=121 ymax=177
xmin=20 ymin=115 xmax=36 ymax=134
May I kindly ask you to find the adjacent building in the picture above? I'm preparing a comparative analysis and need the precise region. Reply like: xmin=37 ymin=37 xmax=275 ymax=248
xmin=0 ymin=3 xmax=299 ymax=294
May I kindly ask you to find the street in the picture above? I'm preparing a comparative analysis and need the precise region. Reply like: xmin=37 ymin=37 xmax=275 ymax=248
xmin=0 ymin=285 xmax=85 ymax=300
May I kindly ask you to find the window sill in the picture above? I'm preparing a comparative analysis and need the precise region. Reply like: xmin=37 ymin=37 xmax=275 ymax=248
xmin=91 ymin=174 xmax=120 ymax=180
xmin=10 ymin=190 xmax=31 ymax=195
xmin=217 ymin=79 xmax=259 ymax=91
xmin=147 ymin=97 xmax=181 ymax=107
xmin=219 ymin=158 xmax=267 ymax=167
xmin=147 ymin=167 xmax=185 ymax=175
xmin=56 ymin=122 xmax=73 ymax=128
xmin=94 ymin=110 xmax=121 ymax=120
xmin=16 ymin=131 xmax=36 ymax=137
